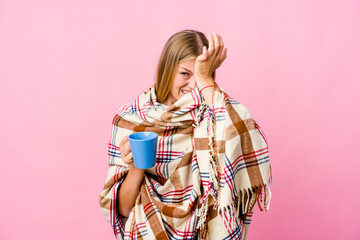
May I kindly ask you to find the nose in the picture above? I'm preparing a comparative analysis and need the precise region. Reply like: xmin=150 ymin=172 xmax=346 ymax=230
xmin=188 ymin=76 xmax=197 ymax=89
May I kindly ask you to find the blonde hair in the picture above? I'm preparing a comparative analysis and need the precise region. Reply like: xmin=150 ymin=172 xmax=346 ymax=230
xmin=154 ymin=29 xmax=216 ymax=103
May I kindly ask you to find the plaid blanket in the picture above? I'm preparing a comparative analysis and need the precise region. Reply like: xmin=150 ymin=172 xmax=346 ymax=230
xmin=99 ymin=83 xmax=272 ymax=240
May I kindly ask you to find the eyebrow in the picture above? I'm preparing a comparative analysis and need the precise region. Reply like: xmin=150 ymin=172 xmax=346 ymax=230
xmin=180 ymin=67 xmax=192 ymax=72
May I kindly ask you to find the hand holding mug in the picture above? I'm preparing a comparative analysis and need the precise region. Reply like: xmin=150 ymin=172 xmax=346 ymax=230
xmin=120 ymin=136 xmax=134 ymax=165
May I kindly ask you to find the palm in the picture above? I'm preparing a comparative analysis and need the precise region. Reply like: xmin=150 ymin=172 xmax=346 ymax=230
xmin=194 ymin=32 xmax=227 ymax=80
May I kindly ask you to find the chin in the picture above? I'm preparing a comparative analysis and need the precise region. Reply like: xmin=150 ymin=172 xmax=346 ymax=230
xmin=179 ymin=93 xmax=188 ymax=98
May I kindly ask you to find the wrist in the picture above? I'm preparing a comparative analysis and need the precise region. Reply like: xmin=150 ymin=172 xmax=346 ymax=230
xmin=195 ymin=75 xmax=214 ymax=89
xmin=199 ymin=85 xmax=215 ymax=94
xmin=129 ymin=164 xmax=146 ymax=175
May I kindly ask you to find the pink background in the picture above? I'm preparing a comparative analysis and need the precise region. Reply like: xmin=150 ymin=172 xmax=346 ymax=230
xmin=1 ymin=0 xmax=359 ymax=239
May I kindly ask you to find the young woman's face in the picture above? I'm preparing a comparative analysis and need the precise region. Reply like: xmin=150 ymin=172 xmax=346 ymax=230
xmin=165 ymin=59 xmax=197 ymax=105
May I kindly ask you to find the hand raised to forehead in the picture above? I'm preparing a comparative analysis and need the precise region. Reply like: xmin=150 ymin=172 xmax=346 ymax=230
xmin=194 ymin=32 xmax=227 ymax=79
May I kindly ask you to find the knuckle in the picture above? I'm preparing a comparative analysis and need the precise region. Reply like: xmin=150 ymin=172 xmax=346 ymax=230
xmin=125 ymin=159 xmax=133 ymax=165
xmin=124 ymin=156 xmax=131 ymax=163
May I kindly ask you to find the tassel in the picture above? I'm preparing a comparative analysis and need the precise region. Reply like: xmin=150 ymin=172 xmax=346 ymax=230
xmin=237 ymin=184 xmax=273 ymax=214
xmin=231 ymin=203 xmax=237 ymax=230
xmin=196 ymin=194 xmax=209 ymax=230
xmin=193 ymin=102 xmax=207 ymax=128
xmin=255 ymin=187 xmax=263 ymax=211
xmin=241 ymin=189 xmax=245 ymax=214
xmin=244 ymin=189 xmax=249 ymax=214
xmin=265 ymin=184 xmax=272 ymax=211
xmin=236 ymin=190 xmax=242 ymax=217
xmin=217 ymin=203 xmax=238 ymax=233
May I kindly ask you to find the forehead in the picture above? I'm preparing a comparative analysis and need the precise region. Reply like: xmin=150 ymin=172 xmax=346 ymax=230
xmin=178 ymin=59 xmax=195 ymax=70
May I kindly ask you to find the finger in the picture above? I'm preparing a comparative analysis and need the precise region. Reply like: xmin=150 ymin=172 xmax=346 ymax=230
xmin=197 ymin=46 xmax=208 ymax=62
xmin=207 ymin=34 xmax=215 ymax=57
xmin=214 ymin=33 xmax=224 ymax=65
xmin=212 ymin=32 xmax=221 ymax=60
xmin=219 ymin=34 xmax=224 ymax=58
xmin=124 ymin=152 xmax=134 ymax=164
xmin=216 ymin=35 xmax=225 ymax=67
xmin=128 ymin=152 xmax=133 ymax=161
xmin=203 ymin=46 xmax=209 ymax=60
xmin=125 ymin=141 xmax=131 ymax=155
xmin=120 ymin=136 xmax=128 ymax=147
xmin=219 ymin=47 xmax=227 ymax=65
xmin=209 ymin=32 xmax=221 ymax=65
xmin=120 ymin=139 xmax=131 ymax=158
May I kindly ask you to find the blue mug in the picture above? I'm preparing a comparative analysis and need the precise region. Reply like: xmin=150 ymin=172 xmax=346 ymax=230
xmin=128 ymin=131 xmax=158 ymax=169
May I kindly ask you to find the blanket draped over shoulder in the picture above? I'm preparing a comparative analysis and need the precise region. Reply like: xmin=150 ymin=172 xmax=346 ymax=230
xmin=99 ymin=83 xmax=273 ymax=240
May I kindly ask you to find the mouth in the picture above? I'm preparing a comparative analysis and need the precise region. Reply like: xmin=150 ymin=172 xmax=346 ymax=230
xmin=181 ymin=89 xmax=191 ymax=95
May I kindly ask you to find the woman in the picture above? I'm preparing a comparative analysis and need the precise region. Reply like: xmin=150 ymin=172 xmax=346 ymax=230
xmin=99 ymin=30 xmax=272 ymax=240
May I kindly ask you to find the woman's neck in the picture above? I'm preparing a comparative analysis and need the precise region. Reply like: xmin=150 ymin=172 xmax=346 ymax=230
xmin=162 ymin=96 xmax=176 ymax=106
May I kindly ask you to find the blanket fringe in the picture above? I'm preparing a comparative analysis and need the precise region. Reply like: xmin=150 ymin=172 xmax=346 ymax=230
xmin=207 ymin=100 xmax=220 ymax=208
xmin=196 ymin=101 xmax=220 ymax=231
xmin=218 ymin=202 xmax=238 ymax=232
xmin=195 ymin=90 xmax=273 ymax=233
xmin=196 ymin=191 xmax=209 ymax=230
xmin=219 ymin=183 xmax=272 ymax=232
xmin=196 ymin=138 xmax=219 ymax=231
xmin=240 ymin=183 xmax=272 ymax=214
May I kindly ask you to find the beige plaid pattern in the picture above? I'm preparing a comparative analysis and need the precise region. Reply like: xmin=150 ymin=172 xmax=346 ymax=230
xmin=99 ymin=83 xmax=272 ymax=239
